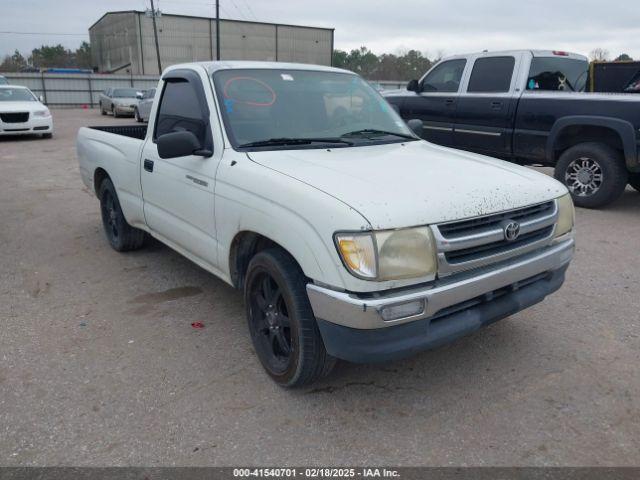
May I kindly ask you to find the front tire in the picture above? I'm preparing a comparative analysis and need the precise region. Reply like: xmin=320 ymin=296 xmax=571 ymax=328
xmin=42 ymin=133 xmax=52 ymax=139
xmin=244 ymin=248 xmax=335 ymax=388
xmin=100 ymin=102 xmax=106 ymax=115
xmin=98 ymin=178 xmax=146 ymax=251
xmin=112 ymin=106 xmax=118 ymax=118
xmin=555 ymin=142 xmax=628 ymax=208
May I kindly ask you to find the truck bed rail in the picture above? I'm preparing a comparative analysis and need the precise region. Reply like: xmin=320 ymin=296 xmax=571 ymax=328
xmin=88 ymin=124 xmax=147 ymax=140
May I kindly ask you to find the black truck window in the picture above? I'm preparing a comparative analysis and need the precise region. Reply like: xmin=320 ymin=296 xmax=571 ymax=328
xmin=467 ymin=56 xmax=515 ymax=93
xmin=421 ymin=59 xmax=466 ymax=93
xmin=154 ymin=80 xmax=207 ymax=145
xmin=527 ymin=57 xmax=588 ymax=92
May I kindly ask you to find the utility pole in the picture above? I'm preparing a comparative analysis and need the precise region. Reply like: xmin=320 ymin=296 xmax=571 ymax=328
xmin=150 ymin=0 xmax=162 ymax=74
xmin=215 ymin=0 xmax=221 ymax=61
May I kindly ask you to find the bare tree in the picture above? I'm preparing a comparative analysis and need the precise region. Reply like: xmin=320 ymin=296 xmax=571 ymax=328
xmin=590 ymin=48 xmax=610 ymax=62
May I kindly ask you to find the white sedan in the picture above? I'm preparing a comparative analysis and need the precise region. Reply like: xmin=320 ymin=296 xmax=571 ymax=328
xmin=0 ymin=85 xmax=53 ymax=138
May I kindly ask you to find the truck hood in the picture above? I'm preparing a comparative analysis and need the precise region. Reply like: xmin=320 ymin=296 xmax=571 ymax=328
xmin=0 ymin=101 xmax=45 ymax=112
xmin=247 ymin=140 xmax=566 ymax=229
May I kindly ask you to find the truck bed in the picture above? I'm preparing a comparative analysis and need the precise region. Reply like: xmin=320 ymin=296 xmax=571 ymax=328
xmin=88 ymin=124 xmax=147 ymax=140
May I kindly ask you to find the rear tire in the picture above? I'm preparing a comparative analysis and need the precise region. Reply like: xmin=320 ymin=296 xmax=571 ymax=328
xmin=100 ymin=103 xmax=106 ymax=115
xmin=42 ymin=133 xmax=52 ymax=139
xmin=98 ymin=178 xmax=146 ymax=252
xmin=112 ymin=106 xmax=118 ymax=118
xmin=629 ymin=172 xmax=640 ymax=193
xmin=244 ymin=248 xmax=335 ymax=388
xmin=555 ymin=142 xmax=628 ymax=208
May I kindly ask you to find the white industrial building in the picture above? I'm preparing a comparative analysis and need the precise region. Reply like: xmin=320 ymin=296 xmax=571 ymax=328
xmin=89 ymin=11 xmax=335 ymax=74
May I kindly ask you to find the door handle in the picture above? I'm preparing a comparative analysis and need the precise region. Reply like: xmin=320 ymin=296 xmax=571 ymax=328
xmin=143 ymin=159 xmax=154 ymax=172
xmin=445 ymin=99 xmax=455 ymax=106
xmin=491 ymin=101 xmax=504 ymax=110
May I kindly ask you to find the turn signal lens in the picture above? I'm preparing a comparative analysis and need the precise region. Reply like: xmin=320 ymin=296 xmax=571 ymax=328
xmin=336 ymin=233 xmax=377 ymax=279
xmin=555 ymin=193 xmax=575 ymax=238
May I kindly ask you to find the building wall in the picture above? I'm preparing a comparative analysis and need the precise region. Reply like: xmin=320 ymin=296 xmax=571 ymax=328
xmin=276 ymin=25 xmax=333 ymax=66
xmin=89 ymin=12 xmax=333 ymax=75
xmin=217 ymin=20 xmax=277 ymax=62
xmin=139 ymin=13 xmax=212 ymax=74
xmin=90 ymin=12 xmax=140 ymax=73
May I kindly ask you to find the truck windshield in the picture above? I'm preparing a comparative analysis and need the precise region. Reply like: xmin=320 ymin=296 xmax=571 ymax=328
xmin=527 ymin=57 xmax=589 ymax=92
xmin=0 ymin=88 xmax=36 ymax=101
xmin=212 ymin=69 xmax=416 ymax=150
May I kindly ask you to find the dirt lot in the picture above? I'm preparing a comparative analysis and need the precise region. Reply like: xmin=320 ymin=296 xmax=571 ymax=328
xmin=1 ymin=109 xmax=639 ymax=466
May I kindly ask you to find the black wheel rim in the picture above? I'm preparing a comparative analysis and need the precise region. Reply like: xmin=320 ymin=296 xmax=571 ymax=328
xmin=101 ymin=190 xmax=120 ymax=241
xmin=248 ymin=271 xmax=292 ymax=374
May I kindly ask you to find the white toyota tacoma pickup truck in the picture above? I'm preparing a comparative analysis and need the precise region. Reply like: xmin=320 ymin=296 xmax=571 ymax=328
xmin=77 ymin=61 xmax=575 ymax=387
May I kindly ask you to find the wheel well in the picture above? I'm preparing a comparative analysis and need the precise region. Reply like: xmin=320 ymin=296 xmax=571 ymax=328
xmin=229 ymin=232 xmax=289 ymax=289
xmin=93 ymin=168 xmax=110 ymax=194
xmin=554 ymin=125 xmax=623 ymax=160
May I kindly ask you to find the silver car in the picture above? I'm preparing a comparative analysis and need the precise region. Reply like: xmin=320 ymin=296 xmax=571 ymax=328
xmin=134 ymin=88 xmax=156 ymax=122
xmin=99 ymin=87 xmax=141 ymax=118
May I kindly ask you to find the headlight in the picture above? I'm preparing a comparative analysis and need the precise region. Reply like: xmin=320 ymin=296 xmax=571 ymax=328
xmin=335 ymin=227 xmax=437 ymax=281
xmin=33 ymin=109 xmax=50 ymax=117
xmin=555 ymin=193 xmax=575 ymax=238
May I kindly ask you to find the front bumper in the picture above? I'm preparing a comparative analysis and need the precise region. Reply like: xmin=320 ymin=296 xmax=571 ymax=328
xmin=114 ymin=105 xmax=136 ymax=115
xmin=0 ymin=116 xmax=53 ymax=135
xmin=307 ymin=238 xmax=574 ymax=363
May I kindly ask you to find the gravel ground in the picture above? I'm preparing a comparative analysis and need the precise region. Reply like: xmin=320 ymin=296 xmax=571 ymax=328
xmin=1 ymin=109 xmax=639 ymax=466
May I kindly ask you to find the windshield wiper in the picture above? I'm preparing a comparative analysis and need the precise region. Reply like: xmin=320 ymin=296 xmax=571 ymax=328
xmin=238 ymin=137 xmax=353 ymax=148
xmin=340 ymin=129 xmax=417 ymax=140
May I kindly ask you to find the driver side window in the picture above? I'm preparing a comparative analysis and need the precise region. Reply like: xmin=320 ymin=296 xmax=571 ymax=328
xmin=421 ymin=59 xmax=467 ymax=93
xmin=154 ymin=80 xmax=208 ymax=146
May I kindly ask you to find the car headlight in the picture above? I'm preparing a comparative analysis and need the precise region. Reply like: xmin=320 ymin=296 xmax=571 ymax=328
xmin=555 ymin=193 xmax=575 ymax=238
xmin=33 ymin=109 xmax=50 ymax=117
xmin=335 ymin=226 xmax=437 ymax=281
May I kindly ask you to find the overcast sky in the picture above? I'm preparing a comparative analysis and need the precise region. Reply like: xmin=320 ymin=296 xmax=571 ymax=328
xmin=1 ymin=0 xmax=639 ymax=60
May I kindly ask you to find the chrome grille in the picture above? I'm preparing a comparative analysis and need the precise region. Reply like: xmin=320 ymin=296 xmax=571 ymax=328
xmin=432 ymin=200 xmax=557 ymax=276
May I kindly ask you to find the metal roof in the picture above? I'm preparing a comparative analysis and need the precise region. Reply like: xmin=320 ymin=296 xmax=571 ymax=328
xmin=89 ymin=10 xmax=334 ymax=33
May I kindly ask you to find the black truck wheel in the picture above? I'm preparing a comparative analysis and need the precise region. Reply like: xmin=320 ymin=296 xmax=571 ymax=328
xmin=244 ymin=248 xmax=335 ymax=388
xmin=555 ymin=142 xmax=628 ymax=208
xmin=98 ymin=178 xmax=146 ymax=251
xmin=628 ymin=173 xmax=640 ymax=193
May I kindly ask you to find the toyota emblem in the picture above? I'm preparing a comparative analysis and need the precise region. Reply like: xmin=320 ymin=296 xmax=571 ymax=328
xmin=503 ymin=220 xmax=520 ymax=242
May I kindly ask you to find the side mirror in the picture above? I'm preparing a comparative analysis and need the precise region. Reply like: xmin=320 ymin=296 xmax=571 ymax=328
xmin=407 ymin=79 xmax=421 ymax=93
xmin=136 ymin=92 xmax=144 ymax=99
xmin=157 ymin=131 xmax=212 ymax=159
xmin=39 ymin=95 xmax=45 ymax=103
xmin=407 ymin=119 xmax=423 ymax=136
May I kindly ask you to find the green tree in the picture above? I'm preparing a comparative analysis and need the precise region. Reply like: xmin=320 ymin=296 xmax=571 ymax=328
xmin=332 ymin=47 xmax=435 ymax=80
xmin=614 ymin=53 xmax=633 ymax=62
xmin=0 ymin=50 xmax=28 ymax=72
xmin=75 ymin=41 xmax=92 ymax=69
xmin=31 ymin=44 xmax=73 ymax=68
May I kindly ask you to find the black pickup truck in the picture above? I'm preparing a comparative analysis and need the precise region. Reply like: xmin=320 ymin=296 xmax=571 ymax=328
xmin=384 ymin=50 xmax=640 ymax=208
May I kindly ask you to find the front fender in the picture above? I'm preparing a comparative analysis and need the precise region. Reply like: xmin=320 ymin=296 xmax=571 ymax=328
xmin=214 ymin=158 xmax=372 ymax=290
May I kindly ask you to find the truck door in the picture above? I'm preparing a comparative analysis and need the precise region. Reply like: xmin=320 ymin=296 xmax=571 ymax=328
xmin=401 ymin=59 xmax=466 ymax=146
xmin=140 ymin=69 xmax=222 ymax=269
xmin=453 ymin=55 xmax=520 ymax=157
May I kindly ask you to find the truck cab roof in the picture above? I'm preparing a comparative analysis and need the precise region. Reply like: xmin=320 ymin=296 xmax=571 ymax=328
xmin=442 ymin=49 xmax=587 ymax=62
xmin=163 ymin=60 xmax=353 ymax=76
